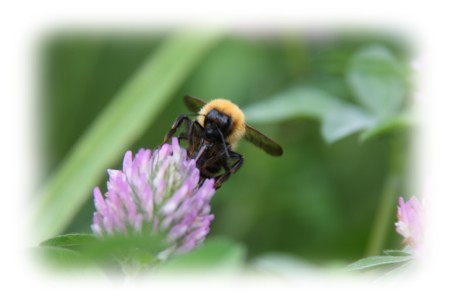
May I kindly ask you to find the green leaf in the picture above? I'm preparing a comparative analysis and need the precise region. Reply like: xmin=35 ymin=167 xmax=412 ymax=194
xmin=34 ymin=246 xmax=109 ymax=276
xmin=34 ymin=246 xmax=88 ymax=268
xmin=33 ymin=31 xmax=223 ymax=242
xmin=158 ymin=237 xmax=246 ymax=273
xmin=346 ymin=255 xmax=412 ymax=272
xmin=244 ymin=86 xmax=379 ymax=144
xmin=376 ymin=260 xmax=415 ymax=280
xmin=359 ymin=113 xmax=412 ymax=142
xmin=38 ymin=233 xmax=166 ymax=274
xmin=244 ymin=87 xmax=346 ymax=123
xmin=321 ymin=105 xmax=377 ymax=144
xmin=383 ymin=248 xmax=413 ymax=256
xmin=40 ymin=233 xmax=97 ymax=250
xmin=78 ymin=235 xmax=166 ymax=274
xmin=82 ymin=234 xmax=167 ymax=260
xmin=347 ymin=45 xmax=406 ymax=117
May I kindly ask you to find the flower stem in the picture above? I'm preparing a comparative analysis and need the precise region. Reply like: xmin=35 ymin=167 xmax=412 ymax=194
xmin=365 ymin=138 xmax=404 ymax=256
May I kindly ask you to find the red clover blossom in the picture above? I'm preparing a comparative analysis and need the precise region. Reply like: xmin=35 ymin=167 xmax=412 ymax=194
xmin=91 ymin=138 xmax=215 ymax=258
xmin=395 ymin=196 xmax=424 ymax=253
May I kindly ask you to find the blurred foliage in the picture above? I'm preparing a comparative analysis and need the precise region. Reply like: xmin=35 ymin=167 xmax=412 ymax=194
xmin=37 ymin=29 xmax=415 ymax=268
xmin=36 ymin=233 xmax=246 ymax=276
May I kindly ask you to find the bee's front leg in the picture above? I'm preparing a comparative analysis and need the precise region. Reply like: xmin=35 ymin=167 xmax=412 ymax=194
xmin=213 ymin=152 xmax=244 ymax=189
xmin=163 ymin=115 xmax=192 ymax=143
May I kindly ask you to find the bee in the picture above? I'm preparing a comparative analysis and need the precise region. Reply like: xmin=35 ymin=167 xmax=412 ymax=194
xmin=164 ymin=95 xmax=283 ymax=189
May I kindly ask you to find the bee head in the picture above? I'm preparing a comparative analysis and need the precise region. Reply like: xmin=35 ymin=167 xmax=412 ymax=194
xmin=204 ymin=109 xmax=232 ymax=141
xmin=197 ymin=99 xmax=246 ymax=149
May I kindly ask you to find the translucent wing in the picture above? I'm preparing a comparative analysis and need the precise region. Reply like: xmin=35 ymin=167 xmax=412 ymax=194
xmin=244 ymin=124 xmax=283 ymax=156
xmin=183 ymin=95 xmax=207 ymax=113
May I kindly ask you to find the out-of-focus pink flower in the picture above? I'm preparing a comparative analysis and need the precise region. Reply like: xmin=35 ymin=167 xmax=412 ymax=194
xmin=91 ymin=138 xmax=215 ymax=259
xmin=395 ymin=196 xmax=424 ymax=252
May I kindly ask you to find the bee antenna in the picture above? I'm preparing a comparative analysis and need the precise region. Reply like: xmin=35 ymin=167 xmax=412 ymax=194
xmin=214 ymin=123 xmax=230 ymax=160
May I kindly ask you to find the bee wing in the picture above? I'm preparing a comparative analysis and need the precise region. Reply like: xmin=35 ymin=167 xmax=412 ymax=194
xmin=183 ymin=95 xmax=207 ymax=113
xmin=244 ymin=124 xmax=283 ymax=156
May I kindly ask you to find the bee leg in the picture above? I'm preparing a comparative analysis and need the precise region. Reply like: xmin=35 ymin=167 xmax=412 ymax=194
xmin=163 ymin=115 xmax=193 ymax=143
xmin=213 ymin=152 xmax=244 ymax=189
xmin=198 ymin=177 xmax=206 ymax=188
xmin=227 ymin=151 xmax=244 ymax=175
xmin=178 ymin=133 xmax=188 ymax=140
xmin=187 ymin=120 xmax=201 ymax=145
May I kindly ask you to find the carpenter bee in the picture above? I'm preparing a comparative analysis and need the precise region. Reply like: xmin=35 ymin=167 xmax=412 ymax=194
xmin=164 ymin=95 xmax=283 ymax=189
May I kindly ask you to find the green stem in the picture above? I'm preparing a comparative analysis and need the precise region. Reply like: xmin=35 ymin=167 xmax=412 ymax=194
xmin=365 ymin=138 xmax=403 ymax=256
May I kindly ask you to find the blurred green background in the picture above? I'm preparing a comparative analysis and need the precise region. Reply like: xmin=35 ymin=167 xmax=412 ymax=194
xmin=37 ymin=29 xmax=415 ymax=268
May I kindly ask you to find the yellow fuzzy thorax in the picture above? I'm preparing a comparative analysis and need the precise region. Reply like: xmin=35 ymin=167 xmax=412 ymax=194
xmin=197 ymin=99 xmax=246 ymax=150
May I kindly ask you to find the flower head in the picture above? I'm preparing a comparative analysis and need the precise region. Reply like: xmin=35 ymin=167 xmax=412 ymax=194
xmin=91 ymin=138 xmax=215 ymax=258
xmin=395 ymin=196 xmax=424 ymax=251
